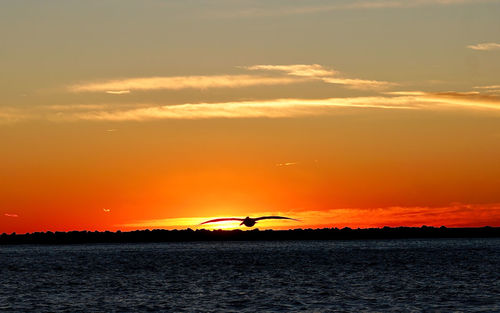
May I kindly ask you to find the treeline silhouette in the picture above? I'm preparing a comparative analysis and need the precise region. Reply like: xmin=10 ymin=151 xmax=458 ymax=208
xmin=1 ymin=226 xmax=499 ymax=244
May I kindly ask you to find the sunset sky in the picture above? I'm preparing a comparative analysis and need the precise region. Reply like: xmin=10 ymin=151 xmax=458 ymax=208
xmin=1 ymin=0 xmax=500 ymax=234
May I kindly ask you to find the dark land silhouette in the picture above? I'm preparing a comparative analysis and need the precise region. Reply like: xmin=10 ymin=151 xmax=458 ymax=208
xmin=1 ymin=226 xmax=499 ymax=244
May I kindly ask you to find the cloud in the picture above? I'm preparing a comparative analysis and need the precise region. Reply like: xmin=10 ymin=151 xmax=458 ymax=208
xmin=221 ymin=0 xmax=496 ymax=18
xmin=322 ymin=77 xmax=395 ymax=89
xmin=3 ymin=91 xmax=500 ymax=123
xmin=69 ymin=92 xmax=500 ymax=121
xmin=69 ymin=75 xmax=301 ymax=93
xmin=4 ymin=213 xmax=19 ymax=218
xmin=103 ymin=208 xmax=111 ymax=212
xmin=406 ymin=91 xmax=500 ymax=111
xmin=245 ymin=64 xmax=336 ymax=78
xmin=294 ymin=203 xmax=500 ymax=228
xmin=467 ymin=42 xmax=500 ymax=51
xmin=246 ymin=64 xmax=395 ymax=90
xmin=474 ymin=85 xmax=500 ymax=94
xmin=70 ymin=97 xmax=415 ymax=121
xmin=474 ymin=85 xmax=500 ymax=90
xmin=276 ymin=162 xmax=299 ymax=167
xmin=70 ymin=64 xmax=394 ymax=94
xmin=0 ymin=108 xmax=28 ymax=124
xmin=386 ymin=91 xmax=427 ymax=96
xmin=105 ymin=90 xmax=130 ymax=95
xmin=347 ymin=0 xmax=494 ymax=9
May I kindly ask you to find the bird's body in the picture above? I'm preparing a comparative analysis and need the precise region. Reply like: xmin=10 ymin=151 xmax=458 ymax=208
xmin=241 ymin=216 xmax=256 ymax=227
xmin=200 ymin=216 xmax=298 ymax=227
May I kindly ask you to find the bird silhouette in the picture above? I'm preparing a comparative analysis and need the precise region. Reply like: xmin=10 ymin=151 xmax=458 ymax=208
xmin=200 ymin=216 xmax=298 ymax=227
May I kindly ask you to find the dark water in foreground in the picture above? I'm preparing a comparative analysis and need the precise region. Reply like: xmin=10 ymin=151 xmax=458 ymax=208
xmin=1 ymin=239 xmax=499 ymax=312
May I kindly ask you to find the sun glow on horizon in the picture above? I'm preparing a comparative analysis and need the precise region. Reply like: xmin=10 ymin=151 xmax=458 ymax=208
xmin=117 ymin=212 xmax=306 ymax=231
xmin=114 ymin=204 xmax=500 ymax=233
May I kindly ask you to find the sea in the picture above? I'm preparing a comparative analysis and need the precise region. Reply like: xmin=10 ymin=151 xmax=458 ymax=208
xmin=1 ymin=239 xmax=499 ymax=312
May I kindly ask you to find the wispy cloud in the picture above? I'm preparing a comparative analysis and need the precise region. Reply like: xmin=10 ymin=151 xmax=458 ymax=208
xmin=105 ymin=90 xmax=130 ymax=95
xmin=322 ymin=77 xmax=394 ymax=89
xmin=69 ymin=75 xmax=301 ymax=93
xmin=474 ymin=85 xmax=500 ymax=94
xmin=467 ymin=42 xmax=500 ymax=51
xmin=246 ymin=64 xmax=395 ymax=90
xmin=61 ymin=91 xmax=500 ymax=121
xmin=390 ymin=91 xmax=500 ymax=111
xmin=3 ymin=91 xmax=500 ymax=123
xmin=71 ymin=97 xmax=415 ymax=121
xmin=70 ymin=64 xmax=393 ymax=93
xmin=293 ymin=203 xmax=500 ymax=228
xmin=474 ymin=85 xmax=500 ymax=90
xmin=221 ymin=0 xmax=496 ymax=18
xmin=4 ymin=213 xmax=19 ymax=218
xmin=276 ymin=162 xmax=299 ymax=167
xmin=245 ymin=64 xmax=336 ymax=78
xmin=347 ymin=0 xmax=495 ymax=9
xmin=0 ymin=107 xmax=28 ymax=124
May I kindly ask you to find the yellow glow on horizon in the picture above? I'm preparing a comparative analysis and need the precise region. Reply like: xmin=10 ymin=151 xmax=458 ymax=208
xmin=119 ymin=213 xmax=305 ymax=231
xmin=115 ymin=204 xmax=500 ymax=232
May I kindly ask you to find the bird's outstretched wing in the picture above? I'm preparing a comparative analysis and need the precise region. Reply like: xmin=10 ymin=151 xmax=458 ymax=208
xmin=254 ymin=216 xmax=299 ymax=221
xmin=199 ymin=218 xmax=244 ymax=225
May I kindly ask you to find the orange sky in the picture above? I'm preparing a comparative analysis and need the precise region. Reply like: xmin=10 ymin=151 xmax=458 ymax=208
xmin=1 ymin=1 xmax=500 ymax=234
xmin=2 ymin=112 xmax=500 ymax=234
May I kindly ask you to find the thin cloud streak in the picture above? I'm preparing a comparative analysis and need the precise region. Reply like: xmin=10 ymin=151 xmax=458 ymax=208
xmin=2 ymin=91 xmax=500 ymax=123
xmin=69 ymin=75 xmax=301 ymax=93
xmin=467 ymin=42 xmax=500 ymax=51
xmin=246 ymin=64 xmax=395 ymax=90
xmin=473 ymin=86 xmax=500 ymax=94
xmin=276 ymin=162 xmax=299 ymax=167
xmin=73 ymin=97 xmax=416 ymax=121
xmin=71 ymin=64 xmax=394 ymax=93
xmin=395 ymin=91 xmax=500 ymax=111
xmin=101 ymin=92 xmax=500 ymax=121
xmin=67 ymin=91 xmax=500 ymax=121
xmin=222 ymin=0 xmax=496 ymax=18
xmin=4 ymin=213 xmax=19 ymax=218
xmin=245 ymin=64 xmax=336 ymax=77
xmin=347 ymin=0 xmax=495 ymax=9
xmin=474 ymin=85 xmax=500 ymax=90
xmin=474 ymin=85 xmax=500 ymax=92
xmin=322 ymin=77 xmax=395 ymax=89
xmin=106 ymin=90 xmax=130 ymax=95
xmin=296 ymin=203 xmax=500 ymax=228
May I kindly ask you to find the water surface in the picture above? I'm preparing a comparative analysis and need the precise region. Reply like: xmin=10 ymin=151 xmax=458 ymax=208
xmin=1 ymin=239 xmax=499 ymax=312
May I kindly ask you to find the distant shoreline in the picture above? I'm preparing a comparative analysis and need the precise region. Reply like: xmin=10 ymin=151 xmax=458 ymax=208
xmin=1 ymin=226 xmax=499 ymax=245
